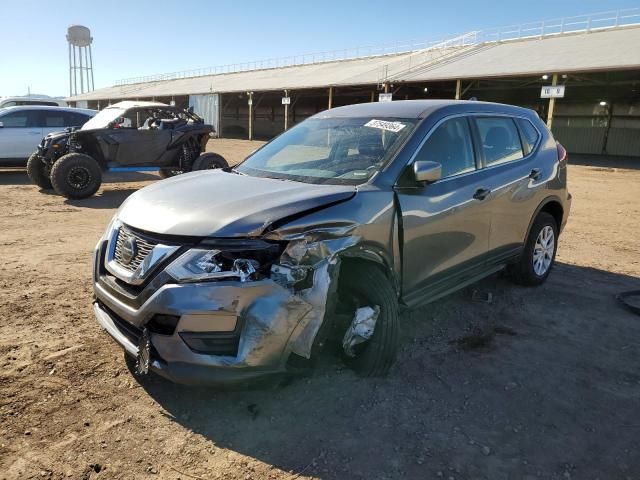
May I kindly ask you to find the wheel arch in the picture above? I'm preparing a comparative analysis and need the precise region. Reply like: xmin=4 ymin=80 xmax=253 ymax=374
xmin=77 ymin=134 xmax=107 ymax=169
xmin=336 ymin=246 xmax=400 ymax=299
xmin=525 ymin=196 xmax=564 ymax=242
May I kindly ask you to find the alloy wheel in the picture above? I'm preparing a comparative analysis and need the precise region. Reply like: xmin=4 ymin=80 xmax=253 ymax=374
xmin=533 ymin=225 xmax=555 ymax=276
xmin=67 ymin=166 xmax=92 ymax=190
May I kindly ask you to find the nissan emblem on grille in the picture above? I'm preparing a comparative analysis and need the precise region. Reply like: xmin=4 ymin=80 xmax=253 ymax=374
xmin=113 ymin=226 xmax=157 ymax=273
xmin=120 ymin=236 xmax=137 ymax=265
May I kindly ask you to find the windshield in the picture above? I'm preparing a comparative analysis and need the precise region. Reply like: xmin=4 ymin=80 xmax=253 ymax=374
xmin=81 ymin=107 xmax=127 ymax=130
xmin=236 ymin=116 xmax=418 ymax=185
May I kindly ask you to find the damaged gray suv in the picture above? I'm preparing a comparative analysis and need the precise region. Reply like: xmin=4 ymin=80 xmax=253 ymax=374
xmin=92 ymin=100 xmax=571 ymax=385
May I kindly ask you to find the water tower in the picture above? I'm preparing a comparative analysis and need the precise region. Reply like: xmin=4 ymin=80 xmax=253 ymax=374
xmin=66 ymin=25 xmax=95 ymax=96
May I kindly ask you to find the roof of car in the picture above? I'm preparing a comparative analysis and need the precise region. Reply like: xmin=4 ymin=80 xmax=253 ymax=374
xmin=0 ymin=105 xmax=96 ymax=115
xmin=107 ymin=100 xmax=169 ymax=109
xmin=312 ymin=99 xmax=534 ymax=119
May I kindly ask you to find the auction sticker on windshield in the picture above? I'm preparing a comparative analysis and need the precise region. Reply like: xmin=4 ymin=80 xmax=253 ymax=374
xmin=364 ymin=119 xmax=406 ymax=133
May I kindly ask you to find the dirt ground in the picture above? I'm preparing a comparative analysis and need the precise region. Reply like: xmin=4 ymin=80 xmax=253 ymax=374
xmin=1 ymin=140 xmax=639 ymax=480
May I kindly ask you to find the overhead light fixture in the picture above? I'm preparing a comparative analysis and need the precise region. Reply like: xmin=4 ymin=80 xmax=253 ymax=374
xmin=542 ymin=74 xmax=549 ymax=80
xmin=423 ymin=87 xmax=429 ymax=93
xmin=599 ymin=101 xmax=608 ymax=106
xmin=561 ymin=74 xmax=568 ymax=79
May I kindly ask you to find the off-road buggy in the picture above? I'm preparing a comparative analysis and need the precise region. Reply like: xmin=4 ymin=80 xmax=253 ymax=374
xmin=27 ymin=101 xmax=228 ymax=199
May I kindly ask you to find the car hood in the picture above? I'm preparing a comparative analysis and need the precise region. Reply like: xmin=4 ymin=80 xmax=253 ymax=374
xmin=117 ymin=170 xmax=357 ymax=237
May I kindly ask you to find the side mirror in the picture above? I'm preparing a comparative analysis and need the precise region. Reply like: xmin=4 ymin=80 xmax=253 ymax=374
xmin=413 ymin=161 xmax=442 ymax=183
xmin=187 ymin=106 xmax=194 ymax=114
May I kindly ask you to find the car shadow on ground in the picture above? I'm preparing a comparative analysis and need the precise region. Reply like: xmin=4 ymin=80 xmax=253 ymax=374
xmin=132 ymin=262 xmax=640 ymax=479
xmin=0 ymin=169 xmax=159 ymax=209
xmin=65 ymin=189 xmax=141 ymax=209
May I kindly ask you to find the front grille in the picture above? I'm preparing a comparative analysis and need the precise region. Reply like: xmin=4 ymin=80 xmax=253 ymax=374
xmin=113 ymin=226 xmax=157 ymax=272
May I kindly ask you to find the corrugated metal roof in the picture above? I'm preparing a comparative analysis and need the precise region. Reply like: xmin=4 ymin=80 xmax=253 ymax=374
xmin=69 ymin=26 xmax=640 ymax=102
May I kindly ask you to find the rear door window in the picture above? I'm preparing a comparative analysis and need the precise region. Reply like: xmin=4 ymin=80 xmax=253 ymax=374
xmin=0 ymin=111 xmax=35 ymax=127
xmin=475 ymin=117 xmax=524 ymax=166
xmin=63 ymin=112 xmax=91 ymax=127
xmin=41 ymin=112 xmax=66 ymax=128
xmin=413 ymin=117 xmax=476 ymax=178
xmin=516 ymin=118 xmax=541 ymax=155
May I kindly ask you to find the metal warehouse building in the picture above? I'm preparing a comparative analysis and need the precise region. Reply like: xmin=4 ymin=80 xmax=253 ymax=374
xmin=68 ymin=10 xmax=640 ymax=157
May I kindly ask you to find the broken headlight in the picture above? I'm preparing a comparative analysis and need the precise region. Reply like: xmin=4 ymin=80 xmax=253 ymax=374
xmin=166 ymin=240 xmax=283 ymax=283
xmin=166 ymin=249 xmax=260 ymax=283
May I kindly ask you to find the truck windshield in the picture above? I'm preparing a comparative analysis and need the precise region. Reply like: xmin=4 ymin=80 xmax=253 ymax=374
xmin=236 ymin=117 xmax=417 ymax=185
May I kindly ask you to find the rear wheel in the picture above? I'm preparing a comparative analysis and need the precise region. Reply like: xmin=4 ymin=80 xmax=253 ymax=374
xmin=50 ymin=153 xmax=102 ymax=199
xmin=191 ymin=152 xmax=229 ymax=171
xmin=336 ymin=265 xmax=399 ymax=377
xmin=508 ymin=212 xmax=558 ymax=286
xmin=26 ymin=152 xmax=52 ymax=190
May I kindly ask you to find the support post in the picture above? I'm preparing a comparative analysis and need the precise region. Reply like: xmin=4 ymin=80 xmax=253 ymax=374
xmin=284 ymin=89 xmax=289 ymax=131
xmin=455 ymin=79 xmax=461 ymax=100
xmin=68 ymin=43 xmax=73 ymax=97
xmin=546 ymin=74 xmax=558 ymax=130
xmin=248 ymin=92 xmax=254 ymax=140
xmin=89 ymin=44 xmax=95 ymax=91
xmin=79 ymin=46 xmax=84 ymax=94
xmin=328 ymin=86 xmax=333 ymax=109
xmin=602 ymin=102 xmax=613 ymax=155
xmin=371 ymin=91 xmax=375 ymax=102
xmin=84 ymin=47 xmax=90 ymax=92
xmin=384 ymin=82 xmax=389 ymax=93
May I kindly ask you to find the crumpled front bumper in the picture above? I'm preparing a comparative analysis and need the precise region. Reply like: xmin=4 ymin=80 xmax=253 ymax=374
xmin=93 ymin=271 xmax=321 ymax=385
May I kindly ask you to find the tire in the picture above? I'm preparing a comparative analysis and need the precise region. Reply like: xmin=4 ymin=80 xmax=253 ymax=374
xmin=191 ymin=152 xmax=229 ymax=171
xmin=26 ymin=152 xmax=52 ymax=190
xmin=50 ymin=153 xmax=102 ymax=199
xmin=158 ymin=168 xmax=184 ymax=179
xmin=508 ymin=212 xmax=558 ymax=286
xmin=338 ymin=265 xmax=399 ymax=377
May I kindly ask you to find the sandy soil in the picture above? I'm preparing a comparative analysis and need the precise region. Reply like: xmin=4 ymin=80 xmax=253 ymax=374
xmin=1 ymin=141 xmax=639 ymax=480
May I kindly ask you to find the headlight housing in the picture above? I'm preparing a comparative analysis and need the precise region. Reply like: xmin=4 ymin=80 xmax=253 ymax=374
xmin=166 ymin=240 xmax=282 ymax=283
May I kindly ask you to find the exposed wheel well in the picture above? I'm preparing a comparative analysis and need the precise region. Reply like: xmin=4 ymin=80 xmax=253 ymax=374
xmin=540 ymin=201 xmax=564 ymax=230
xmin=338 ymin=257 xmax=397 ymax=297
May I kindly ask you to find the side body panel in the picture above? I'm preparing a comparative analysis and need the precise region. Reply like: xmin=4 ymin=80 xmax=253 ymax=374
xmin=0 ymin=110 xmax=42 ymax=160
xmin=396 ymin=174 xmax=491 ymax=303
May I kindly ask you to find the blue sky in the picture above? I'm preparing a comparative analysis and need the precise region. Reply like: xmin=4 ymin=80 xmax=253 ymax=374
xmin=2 ymin=0 xmax=638 ymax=97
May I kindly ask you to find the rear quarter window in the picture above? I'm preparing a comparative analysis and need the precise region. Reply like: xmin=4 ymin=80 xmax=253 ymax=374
xmin=516 ymin=118 xmax=541 ymax=154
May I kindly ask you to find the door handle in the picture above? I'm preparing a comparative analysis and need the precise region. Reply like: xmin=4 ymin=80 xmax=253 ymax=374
xmin=473 ymin=188 xmax=491 ymax=201
xmin=529 ymin=168 xmax=541 ymax=180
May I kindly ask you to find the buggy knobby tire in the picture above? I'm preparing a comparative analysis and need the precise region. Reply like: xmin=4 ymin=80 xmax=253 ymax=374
xmin=26 ymin=152 xmax=52 ymax=190
xmin=339 ymin=265 xmax=399 ymax=377
xmin=191 ymin=152 xmax=229 ymax=171
xmin=50 ymin=153 xmax=102 ymax=199
xmin=508 ymin=211 xmax=558 ymax=286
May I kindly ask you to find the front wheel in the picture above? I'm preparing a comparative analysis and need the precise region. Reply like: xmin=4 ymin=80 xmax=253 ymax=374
xmin=336 ymin=265 xmax=399 ymax=377
xmin=26 ymin=152 xmax=52 ymax=190
xmin=191 ymin=152 xmax=229 ymax=171
xmin=50 ymin=153 xmax=102 ymax=199
xmin=508 ymin=212 xmax=558 ymax=286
